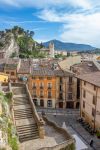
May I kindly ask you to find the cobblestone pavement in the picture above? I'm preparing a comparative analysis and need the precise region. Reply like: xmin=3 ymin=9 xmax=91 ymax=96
xmin=43 ymin=113 xmax=100 ymax=150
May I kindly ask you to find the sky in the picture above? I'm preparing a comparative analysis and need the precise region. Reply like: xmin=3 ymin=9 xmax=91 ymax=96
xmin=0 ymin=0 xmax=100 ymax=47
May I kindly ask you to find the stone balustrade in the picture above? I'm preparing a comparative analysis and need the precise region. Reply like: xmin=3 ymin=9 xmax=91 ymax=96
xmin=41 ymin=116 xmax=75 ymax=150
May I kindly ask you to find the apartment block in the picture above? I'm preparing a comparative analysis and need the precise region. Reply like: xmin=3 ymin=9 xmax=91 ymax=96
xmin=78 ymin=72 xmax=100 ymax=130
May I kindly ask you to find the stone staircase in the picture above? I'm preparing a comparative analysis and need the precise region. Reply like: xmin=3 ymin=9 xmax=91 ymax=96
xmin=12 ymin=85 xmax=39 ymax=143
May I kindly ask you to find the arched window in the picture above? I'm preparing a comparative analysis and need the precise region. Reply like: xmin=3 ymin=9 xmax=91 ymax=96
xmin=33 ymin=99 xmax=38 ymax=106
xmin=47 ymin=100 xmax=52 ymax=107
xmin=40 ymin=99 xmax=44 ymax=107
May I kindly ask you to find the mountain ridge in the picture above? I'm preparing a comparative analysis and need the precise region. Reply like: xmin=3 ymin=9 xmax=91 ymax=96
xmin=43 ymin=39 xmax=96 ymax=51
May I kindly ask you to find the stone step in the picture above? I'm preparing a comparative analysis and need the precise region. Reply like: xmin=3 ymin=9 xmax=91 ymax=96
xmin=13 ymin=94 xmax=28 ymax=98
xmin=14 ymin=111 xmax=32 ymax=115
xmin=15 ymin=115 xmax=33 ymax=120
xmin=12 ymin=88 xmax=26 ymax=95
xmin=14 ymin=97 xmax=29 ymax=101
xmin=17 ymin=125 xmax=38 ymax=131
xmin=15 ymin=118 xmax=35 ymax=126
xmin=12 ymin=85 xmax=39 ymax=143
xmin=14 ymin=99 xmax=29 ymax=102
xmin=14 ymin=102 xmax=29 ymax=106
xmin=14 ymin=109 xmax=32 ymax=114
xmin=19 ymin=135 xmax=39 ymax=143
xmin=18 ymin=128 xmax=38 ymax=135
xmin=17 ymin=123 xmax=37 ymax=129
xmin=14 ymin=104 xmax=31 ymax=110
xmin=14 ymin=100 xmax=29 ymax=103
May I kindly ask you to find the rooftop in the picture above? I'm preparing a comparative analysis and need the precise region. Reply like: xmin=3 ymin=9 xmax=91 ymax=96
xmin=32 ymin=67 xmax=55 ymax=76
xmin=77 ymin=71 xmax=100 ymax=87
xmin=18 ymin=59 xmax=31 ymax=74
xmin=71 ymin=61 xmax=98 ymax=75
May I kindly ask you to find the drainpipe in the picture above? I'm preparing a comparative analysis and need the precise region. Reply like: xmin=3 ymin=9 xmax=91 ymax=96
xmin=80 ymin=80 xmax=82 ymax=117
xmin=93 ymin=87 xmax=98 ymax=132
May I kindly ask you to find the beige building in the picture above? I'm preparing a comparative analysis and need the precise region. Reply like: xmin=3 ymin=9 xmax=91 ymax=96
xmin=77 ymin=72 xmax=100 ymax=130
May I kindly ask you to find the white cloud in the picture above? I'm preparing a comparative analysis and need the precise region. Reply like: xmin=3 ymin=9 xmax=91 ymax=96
xmin=0 ymin=0 xmax=96 ymax=10
xmin=0 ymin=0 xmax=100 ymax=46
xmin=60 ymin=13 xmax=100 ymax=47
xmin=38 ymin=9 xmax=100 ymax=47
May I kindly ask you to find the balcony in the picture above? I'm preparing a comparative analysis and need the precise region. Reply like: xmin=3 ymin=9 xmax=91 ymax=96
xmin=33 ymin=86 xmax=36 ymax=89
xmin=48 ymin=86 xmax=52 ymax=89
xmin=59 ymin=81 xmax=64 ymax=85
xmin=59 ymin=90 xmax=63 ymax=93
xmin=68 ymin=81 xmax=74 ymax=85
xmin=48 ymin=95 xmax=52 ymax=98
xmin=40 ymin=86 xmax=44 ymax=89
xmin=68 ymin=88 xmax=72 ymax=93
xmin=33 ymin=95 xmax=37 ymax=98
xmin=58 ymin=97 xmax=64 ymax=101
xmin=68 ymin=96 xmax=73 ymax=101
xmin=40 ymin=95 xmax=44 ymax=98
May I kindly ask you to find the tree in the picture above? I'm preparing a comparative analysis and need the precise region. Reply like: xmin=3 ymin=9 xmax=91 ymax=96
xmin=30 ymin=31 xmax=34 ymax=37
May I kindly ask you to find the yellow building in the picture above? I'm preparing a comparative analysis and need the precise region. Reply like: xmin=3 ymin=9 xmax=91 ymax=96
xmin=28 ymin=65 xmax=78 ymax=109
xmin=28 ymin=68 xmax=56 ymax=108
xmin=4 ymin=59 xmax=20 ymax=82
xmin=78 ymin=72 xmax=100 ymax=130
xmin=0 ymin=73 xmax=8 ymax=83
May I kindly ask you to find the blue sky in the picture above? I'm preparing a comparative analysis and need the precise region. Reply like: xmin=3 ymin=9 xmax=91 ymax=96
xmin=0 ymin=0 xmax=100 ymax=47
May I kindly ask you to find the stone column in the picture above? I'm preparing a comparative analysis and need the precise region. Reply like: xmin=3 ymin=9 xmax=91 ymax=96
xmin=38 ymin=125 xmax=45 ymax=139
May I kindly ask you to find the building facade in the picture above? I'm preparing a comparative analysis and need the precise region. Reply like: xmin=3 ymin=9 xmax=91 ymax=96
xmin=78 ymin=72 xmax=100 ymax=130
xmin=28 ymin=66 xmax=78 ymax=109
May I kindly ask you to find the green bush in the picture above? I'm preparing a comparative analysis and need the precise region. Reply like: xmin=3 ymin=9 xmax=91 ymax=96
xmin=5 ymin=92 xmax=12 ymax=100
xmin=8 ymin=123 xmax=19 ymax=150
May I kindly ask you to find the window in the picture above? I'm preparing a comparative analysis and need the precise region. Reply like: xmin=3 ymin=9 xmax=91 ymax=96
xmin=47 ymin=100 xmax=52 ymax=107
xmin=69 ymin=77 xmax=72 ymax=83
xmin=60 ymin=77 xmax=63 ymax=83
xmin=48 ymin=91 xmax=52 ymax=98
xmin=48 ymin=83 xmax=52 ymax=88
xmin=83 ymin=101 xmax=85 ymax=108
xmin=94 ymin=86 xmax=96 ymax=91
xmin=84 ymin=81 xmax=86 ymax=86
xmin=33 ymin=83 xmax=36 ymax=88
xmin=60 ymin=85 xmax=63 ymax=91
xmin=33 ymin=99 xmax=38 ymax=106
xmin=40 ymin=99 xmax=44 ymax=107
xmin=83 ymin=90 xmax=86 ymax=98
xmin=68 ymin=93 xmax=72 ymax=100
xmin=47 ymin=77 xmax=52 ymax=80
xmin=33 ymin=90 xmax=36 ymax=97
xmin=93 ymin=96 xmax=96 ymax=105
xmin=59 ymin=93 xmax=63 ymax=99
xmin=39 ymin=77 xmax=44 ymax=80
xmin=92 ymin=108 xmax=95 ymax=117
xmin=11 ymin=72 xmax=15 ymax=75
xmin=6 ymin=72 xmax=9 ymax=74
xmin=40 ymin=82 xmax=44 ymax=88
xmin=82 ymin=111 xmax=85 ymax=117
xmin=40 ymin=91 xmax=43 ymax=97
xmin=32 ymin=77 xmax=36 ymax=79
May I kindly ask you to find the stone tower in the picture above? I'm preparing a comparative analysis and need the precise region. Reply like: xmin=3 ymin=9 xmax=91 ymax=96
xmin=49 ymin=42 xmax=55 ymax=58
